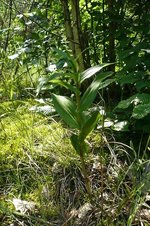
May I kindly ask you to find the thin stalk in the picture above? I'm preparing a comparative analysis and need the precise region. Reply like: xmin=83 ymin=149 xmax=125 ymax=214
xmin=74 ymin=77 xmax=92 ymax=201
xmin=80 ymin=153 xmax=92 ymax=200
xmin=75 ymin=77 xmax=82 ymax=127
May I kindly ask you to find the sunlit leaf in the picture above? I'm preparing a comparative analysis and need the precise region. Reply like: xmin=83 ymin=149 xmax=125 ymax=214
xmin=116 ymin=93 xmax=150 ymax=109
xmin=80 ymin=63 xmax=114 ymax=83
xmin=132 ymin=103 xmax=150 ymax=119
xmin=23 ymin=12 xmax=36 ymax=17
xmin=8 ymin=53 xmax=19 ymax=60
xmin=12 ymin=198 xmax=36 ymax=214
xmin=97 ymin=119 xmax=114 ymax=129
xmin=80 ymin=111 xmax=100 ymax=141
xmin=80 ymin=72 xmax=113 ymax=112
xmin=29 ymin=105 xmax=55 ymax=115
xmin=98 ymin=79 xmax=114 ymax=90
xmin=47 ymin=64 xmax=56 ymax=72
xmin=54 ymin=49 xmax=77 ymax=72
xmin=51 ymin=94 xmax=78 ymax=129
xmin=141 ymin=49 xmax=150 ymax=53
xmin=113 ymin=121 xmax=129 ymax=131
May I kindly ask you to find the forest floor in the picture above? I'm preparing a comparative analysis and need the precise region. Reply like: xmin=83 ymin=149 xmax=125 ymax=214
xmin=0 ymin=100 xmax=150 ymax=226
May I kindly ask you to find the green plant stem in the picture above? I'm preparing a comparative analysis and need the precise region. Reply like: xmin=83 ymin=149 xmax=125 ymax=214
xmin=75 ymin=79 xmax=92 ymax=200
xmin=80 ymin=153 xmax=92 ymax=200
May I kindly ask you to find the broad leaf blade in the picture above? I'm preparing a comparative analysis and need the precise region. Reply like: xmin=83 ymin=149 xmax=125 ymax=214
xmin=132 ymin=103 xmax=150 ymax=119
xmin=36 ymin=73 xmax=61 ymax=95
xmin=80 ymin=111 xmax=100 ymax=142
xmin=115 ymin=95 xmax=137 ymax=109
xmin=70 ymin=134 xmax=79 ymax=154
xmin=98 ymin=79 xmax=114 ymax=90
xmin=54 ymin=49 xmax=77 ymax=72
xmin=80 ymin=63 xmax=114 ymax=83
xmin=50 ymin=79 xmax=77 ymax=93
xmin=70 ymin=135 xmax=89 ymax=156
xmin=80 ymin=72 xmax=113 ymax=112
xmin=116 ymin=93 xmax=150 ymax=109
xmin=51 ymin=94 xmax=79 ymax=129
xmin=80 ymin=80 xmax=99 ymax=112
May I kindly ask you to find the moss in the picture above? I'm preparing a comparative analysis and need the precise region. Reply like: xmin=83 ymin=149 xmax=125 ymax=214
xmin=0 ymin=100 xmax=79 ymax=223
xmin=1 ymin=100 xmax=149 ymax=225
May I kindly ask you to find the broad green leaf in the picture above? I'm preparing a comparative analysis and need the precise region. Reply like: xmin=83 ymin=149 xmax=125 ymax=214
xmin=116 ymin=93 xmax=150 ymax=109
xmin=80 ymin=63 xmax=114 ymax=83
xmin=80 ymin=141 xmax=89 ymax=156
xmin=132 ymin=103 xmax=150 ymax=119
xmin=80 ymin=72 xmax=113 ymax=112
xmin=70 ymin=135 xmax=89 ymax=156
xmin=80 ymin=111 xmax=100 ymax=142
xmin=136 ymin=80 xmax=150 ymax=92
xmin=50 ymin=79 xmax=77 ymax=93
xmin=47 ymin=72 xmax=62 ymax=81
xmin=36 ymin=73 xmax=63 ymax=95
xmin=98 ymin=79 xmax=114 ymax=90
xmin=54 ymin=49 xmax=77 ymax=72
xmin=116 ymin=71 xmax=144 ymax=85
xmin=70 ymin=134 xmax=79 ymax=154
xmin=116 ymin=95 xmax=137 ymax=109
xmin=95 ymin=71 xmax=114 ymax=82
xmin=78 ymin=111 xmax=91 ymax=126
xmin=56 ymin=58 xmax=66 ymax=69
xmin=51 ymin=94 xmax=78 ymax=129
xmin=112 ymin=121 xmax=129 ymax=131
xmin=80 ymin=80 xmax=99 ymax=112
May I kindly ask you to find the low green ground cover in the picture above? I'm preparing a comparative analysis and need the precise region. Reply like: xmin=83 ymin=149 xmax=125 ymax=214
xmin=0 ymin=101 xmax=149 ymax=225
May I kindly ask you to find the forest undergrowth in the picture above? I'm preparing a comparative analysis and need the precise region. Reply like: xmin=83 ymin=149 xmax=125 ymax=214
xmin=0 ymin=0 xmax=150 ymax=225
xmin=0 ymin=100 xmax=149 ymax=226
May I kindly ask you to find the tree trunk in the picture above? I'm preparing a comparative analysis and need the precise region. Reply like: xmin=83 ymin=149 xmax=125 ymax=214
xmin=60 ymin=0 xmax=75 ymax=56
xmin=102 ymin=0 xmax=107 ymax=63
xmin=61 ymin=0 xmax=85 ymax=72
xmin=70 ymin=0 xmax=85 ymax=72
xmin=108 ymin=0 xmax=116 ymax=72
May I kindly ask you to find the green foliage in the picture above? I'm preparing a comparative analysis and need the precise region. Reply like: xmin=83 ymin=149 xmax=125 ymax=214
xmin=38 ymin=52 xmax=114 ymax=157
xmin=80 ymin=72 xmax=113 ymax=112
xmin=37 ymin=51 xmax=114 ymax=198
xmin=115 ymin=93 xmax=150 ymax=120
xmin=114 ymin=87 xmax=150 ymax=134
xmin=133 ymin=104 xmax=150 ymax=119
xmin=79 ymin=111 xmax=100 ymax=142
xmin=80 ymin=64 xmax=113 ymax=83
xmin=0 ymin=100 xmax=149 ymax=225
xmin=0 ymin=0 xmax=149 ymax=224
xmin=51 ymin=94 xmax=78 ymax=129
